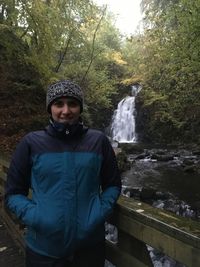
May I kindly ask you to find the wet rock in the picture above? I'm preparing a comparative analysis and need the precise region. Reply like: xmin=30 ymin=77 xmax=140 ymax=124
xmin=118 ymin=143 xmax=144 ymax=154
xmin=113 ymin=147 xmax=122 ymax=155
xmin=191 ymin=201 xmax=200 ymax=220
xmin=105 ymin=222 xmax=118 ymax=244
xmin=122 ymin=187 xmax=141 ymax=198
xmin=182 ymin=158 xmax=196 ymax=166
xmin=196 ymin=162 xmax=200 ymax=174
xmin=162 ymin=199 xmax=180 ymax=214
xmin=183 ymin=165 xmax=196 ymax=173
xmin=155 ymin=191 xmax=173 ymax=200
xmin=193 ymin=150 xmax=200 ymax=156
xmin=135 ymin=152 xmax=150 ymax=160
xmin=127 ymin=154 xmax=136 ymax=162
xmin=116 ymin=151 xmax=131 ymax=173
xmin=151 ymin=154 xmax=174 ymax=161
xmin=153 ymin=200 xmax=165 ymax=209
xmin=140 ymin=188 xmax=156 ymax=201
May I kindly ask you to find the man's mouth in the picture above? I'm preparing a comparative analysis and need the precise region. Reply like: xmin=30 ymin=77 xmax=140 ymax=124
xmin=60 ymin=116 xmax=74 ymax=120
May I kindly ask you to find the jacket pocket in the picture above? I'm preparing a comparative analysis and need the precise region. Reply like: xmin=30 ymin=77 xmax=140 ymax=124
xmin=31 ymin=201 xmax=65 ymax=238
xmin=85 ymin=195 xmax=105 ymax=232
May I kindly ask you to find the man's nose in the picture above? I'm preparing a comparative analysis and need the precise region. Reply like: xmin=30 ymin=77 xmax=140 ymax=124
xmin=62 ymin=104 xmax=71 ymax=114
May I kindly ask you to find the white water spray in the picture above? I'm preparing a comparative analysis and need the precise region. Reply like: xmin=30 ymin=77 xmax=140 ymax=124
xmin=111 ymin=85 xmax=141 ymax=143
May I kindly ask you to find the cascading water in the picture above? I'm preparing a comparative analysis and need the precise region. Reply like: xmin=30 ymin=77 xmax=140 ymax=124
xmin=110 ymin=84 xmax=141 ymax=143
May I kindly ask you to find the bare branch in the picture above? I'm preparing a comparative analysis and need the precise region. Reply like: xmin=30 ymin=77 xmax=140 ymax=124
xmin=80 ymin=6 xmax=107 ymax=85
xmin=54 ymin=28 xmax=75 ymax=73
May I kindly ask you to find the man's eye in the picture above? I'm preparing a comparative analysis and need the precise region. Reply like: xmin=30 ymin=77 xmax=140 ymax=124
xmin=68 ymin=101 xmax=78 ymax=107
xmin=54 ymin=101 xmax=63 ymax=107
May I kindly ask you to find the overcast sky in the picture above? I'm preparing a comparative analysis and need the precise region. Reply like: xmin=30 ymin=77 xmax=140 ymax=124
xmin=94 ymin=0 xmax=143 ymax=35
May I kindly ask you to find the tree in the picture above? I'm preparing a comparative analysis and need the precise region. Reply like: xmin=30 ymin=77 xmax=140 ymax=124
xmin=0 ymin=0 xmax=128 ymax=128
xmin=123 ymin=0 xmax=200 ymax=143
xmin=140 ymin=0 xmax=200 ymax=100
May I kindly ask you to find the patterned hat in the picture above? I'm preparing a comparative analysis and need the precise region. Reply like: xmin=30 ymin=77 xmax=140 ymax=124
xmin=46 ymin=80 xmax=84 ymax=113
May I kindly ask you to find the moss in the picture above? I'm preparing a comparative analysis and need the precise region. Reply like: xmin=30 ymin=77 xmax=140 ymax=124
xmin=116 ymin=151 xmax=131 ymax=173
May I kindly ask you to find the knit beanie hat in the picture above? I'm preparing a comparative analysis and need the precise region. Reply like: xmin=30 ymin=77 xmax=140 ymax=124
xmin=46 ymin=80 xmax=84 ymax=113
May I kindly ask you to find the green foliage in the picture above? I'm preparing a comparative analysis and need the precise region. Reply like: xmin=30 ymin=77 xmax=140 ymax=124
xmin=123 ymin=0 xmax=200 ymax=144
xmin=0 ymin=25 xmax=47 ymax=152
xmin=0 ymin=24 xmax=41 ymax=89
xmin=1 ymin=0 xmax=200 ymax=145
xmin=0 ymin=0 xmax=126 ymax=129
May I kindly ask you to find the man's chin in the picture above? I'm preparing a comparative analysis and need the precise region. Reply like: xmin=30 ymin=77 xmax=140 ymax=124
xmin=59 ymin=119 xmax=78 ymax=125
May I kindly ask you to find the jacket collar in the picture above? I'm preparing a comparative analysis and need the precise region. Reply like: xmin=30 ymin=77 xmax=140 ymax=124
xmin=46 ymin=118 xmax=88 ymax=139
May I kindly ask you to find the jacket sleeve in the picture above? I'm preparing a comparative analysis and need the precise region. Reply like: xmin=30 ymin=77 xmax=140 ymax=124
xmin=4 ymin=135 xmax=36 ymax=226
xmin=100 ymin=135 xmax=121 ymax=219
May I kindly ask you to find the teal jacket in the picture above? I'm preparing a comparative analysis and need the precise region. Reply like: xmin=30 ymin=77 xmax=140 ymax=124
xmin=5 ymin=123 xmax=121 ymax=258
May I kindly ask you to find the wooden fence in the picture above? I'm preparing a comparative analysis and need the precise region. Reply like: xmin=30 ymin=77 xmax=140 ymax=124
xmin=1 ymin=155 xmax=200 ymax=267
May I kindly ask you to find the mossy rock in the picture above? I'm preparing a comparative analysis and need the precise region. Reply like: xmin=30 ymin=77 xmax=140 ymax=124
xmin=116 ymin=151 xmax=131 ymax=173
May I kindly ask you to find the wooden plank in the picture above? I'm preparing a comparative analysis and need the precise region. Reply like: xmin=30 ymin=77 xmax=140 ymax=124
xmin=114 ymin=196 xmax=200 ymax=267
xmin=0 ymin=208 xmax=25 ymax=253
xmin=118 ymin=230 xmax=153 ymax=267
xmin=117 ymin=196 xmax=200 ymax=243
xmin=106 ymin=240 xmax=151 ymax=267
xmin=0 ymin=215 xmax=25 ymax=267
xmin=0 ymin=153 xmax=10 ymax=167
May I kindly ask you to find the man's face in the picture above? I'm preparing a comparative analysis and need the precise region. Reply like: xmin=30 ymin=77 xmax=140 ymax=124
xmin=51 ymin=97 xmax=81 ymax=124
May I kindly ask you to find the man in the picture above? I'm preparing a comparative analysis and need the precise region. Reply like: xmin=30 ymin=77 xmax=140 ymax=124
xmin=5 ymin=80 xmax=121 ymax=267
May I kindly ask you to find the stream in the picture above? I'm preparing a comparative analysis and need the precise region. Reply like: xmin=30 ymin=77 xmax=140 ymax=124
xmin=107 ymin=86 xmax=200 ymax=267
xmin=105 ymin=147 xmax=200 ymax=267
xmin=122 ymin=151 xmax=200 ymax=209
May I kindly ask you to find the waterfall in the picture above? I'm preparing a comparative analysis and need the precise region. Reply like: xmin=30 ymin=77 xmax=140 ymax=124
xmin=110 ymin=85 xmax=141 ymax=143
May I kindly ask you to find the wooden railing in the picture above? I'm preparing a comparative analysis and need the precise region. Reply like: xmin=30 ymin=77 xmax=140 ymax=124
xmin=1 ymin=156 xmax=200 ymax=267
xmin=0 ymin=154 xmax=25 ymax=251
xmin=106 ymin=197 xmax=200 ymax=267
